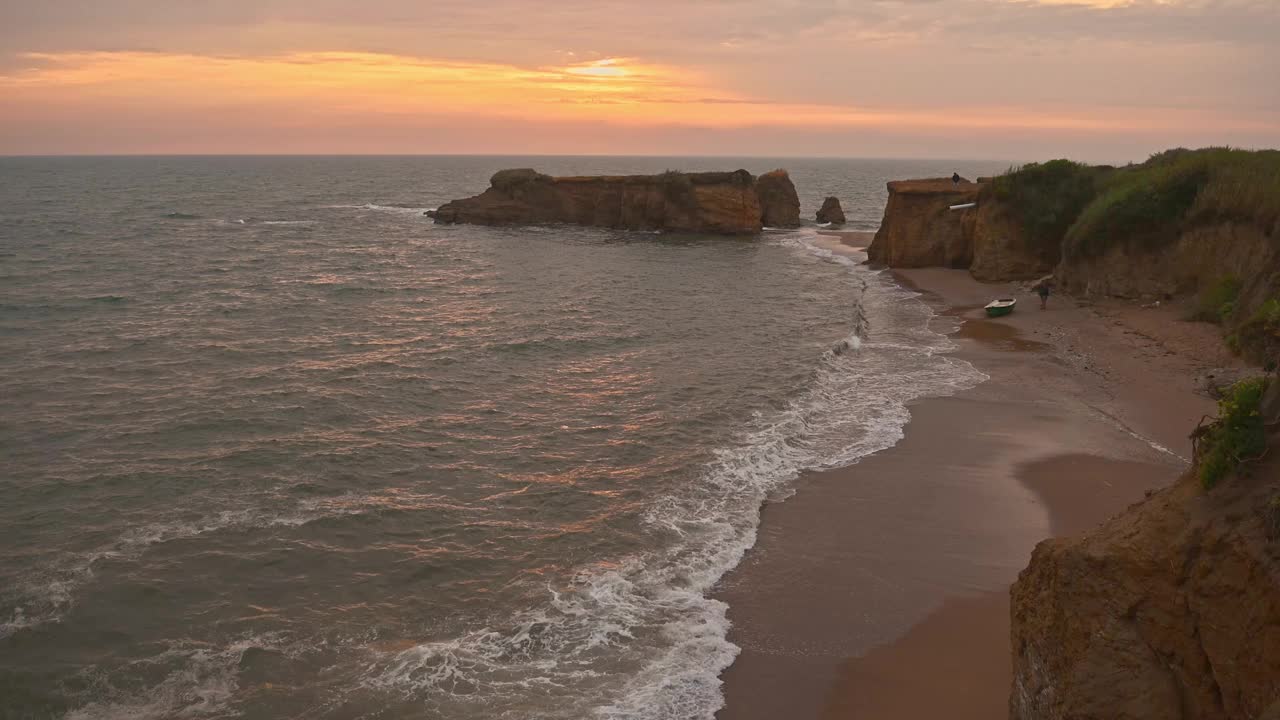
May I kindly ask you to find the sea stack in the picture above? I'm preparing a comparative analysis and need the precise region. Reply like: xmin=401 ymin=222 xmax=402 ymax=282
xmin=816 ymin=196 xmax=846 ymax=225
xmin=755 ymin=169 xmax=802 ymax=228
xmin=429 ymin=168 xmax=802 ymax=235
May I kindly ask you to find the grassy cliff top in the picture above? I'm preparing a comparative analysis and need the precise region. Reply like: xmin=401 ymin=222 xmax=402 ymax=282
xmin=887 ymin=178 xmax=981 ymax=195
xmin=986 ymin=148 xmax=1280 ymax=262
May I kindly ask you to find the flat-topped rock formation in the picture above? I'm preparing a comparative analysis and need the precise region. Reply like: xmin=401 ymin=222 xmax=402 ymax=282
xmin=866 ymin=178 xmax=980 ymax=269
xmin=428 ymin=168 xmax=804 ymax=235
xmin=865 ymin=177 xmax=1054 ymax=281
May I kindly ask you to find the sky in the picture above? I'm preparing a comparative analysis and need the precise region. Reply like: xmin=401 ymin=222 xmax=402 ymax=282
xmin=1 ymin=0 xmax=1277 ymax=162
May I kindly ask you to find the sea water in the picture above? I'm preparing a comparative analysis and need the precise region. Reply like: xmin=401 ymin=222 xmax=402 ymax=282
xmin=0 ymin=156 xmax=1005 ymax=719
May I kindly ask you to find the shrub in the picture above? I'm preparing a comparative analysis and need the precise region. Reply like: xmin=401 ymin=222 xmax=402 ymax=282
xmin=991 ymin=159 xmax=1101 ymax=262
xmin=1198 ymin=377 xmax=1268 ymax=489
xmin=1191 ymin=275 xmax=1242 ymax=324
xmin=1065 ymin=154 xmax=1210 ymax=258
xmin=1234 ymin=298 xmax=1280 ymax=363
xmin=1063 ymin=148 xmax=1280 ymax=260
xmin=1187 ymin=149 xmax=1280 ymax=233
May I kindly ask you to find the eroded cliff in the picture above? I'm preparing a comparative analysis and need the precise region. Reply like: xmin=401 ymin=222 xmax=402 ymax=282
xmin=866 ymin=178 xmax=1057 ymax=280
xmin=1010 ymin=457 xmax=1280 ymax=720
xmin=1057 ymin=222 xmax=1280 ymax=301
xmin=866 ymin=179 xmax=977 ymax=268
xmin=965 ymin=198 xmax=1060 ymax=282
xmin=429 ymin=168 xmax=803 ymax=235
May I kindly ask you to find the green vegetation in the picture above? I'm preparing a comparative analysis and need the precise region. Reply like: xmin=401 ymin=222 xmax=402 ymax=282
xmin=986 ymin=148 xmax=1280 ymax=268
xmin=990 ymin=159 xmax=1102 ymax=260
xmin=985 ymin=148 xmax=1280 ymax=366
xmin=1198 ymin=377 xmax=1269 ymax=489
xmin=1063 ymin=148 xmax=1280 ymax=259
xmin=1192 ymin=275 xmax=1242 ymax=324
xmin=1065 ymin=152 xmax=1210 ymax=257
xmin=1187 ymin=150 xmax=1280 ymax=232
xmin=1234 ymin=298 xmax=1280 ymax=363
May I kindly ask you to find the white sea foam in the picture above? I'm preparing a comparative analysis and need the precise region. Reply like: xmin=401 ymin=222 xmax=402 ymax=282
xmin=365 ymin=229 xmax=988 ymax=719
xmin=322 ymin=203 xmax=433 ymax=215
xmin=63 ymin=634 xmax=287 ymax=720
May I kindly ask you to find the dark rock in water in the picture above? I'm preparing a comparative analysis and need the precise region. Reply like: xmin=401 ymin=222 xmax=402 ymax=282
xmin=756 ymin=169 xmax=802 ymax=228
xmin=428 ymin=168 xmax=801 ymax=235
xmin=816 ymin=197 xmax=846 ymax=225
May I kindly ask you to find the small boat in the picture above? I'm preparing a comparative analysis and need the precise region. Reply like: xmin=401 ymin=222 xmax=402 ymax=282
xmin=984 ymin=298 xmax=1016 ymax=317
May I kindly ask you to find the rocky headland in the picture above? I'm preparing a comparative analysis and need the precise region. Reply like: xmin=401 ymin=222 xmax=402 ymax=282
xmin=866 ymin=176 xmax=1057 ymax=281
xmin=856 ymin=148 xmax=1280 ymax=720
xmin=1011 ymin=454 xmax=1280 ymax=720
xmin=866 ymin=178 xmax=980 ymax=269
xmin=428 ymin=168 xmax=804 ymax=235
xmin=869 ymin=149 xmax=1280 ymax=360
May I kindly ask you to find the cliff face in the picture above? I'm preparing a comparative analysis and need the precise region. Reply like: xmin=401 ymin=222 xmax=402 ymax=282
xmin=428 ymin=168 xmax=801 ymax=235
xmin=965 ymin=200 xmax=1058 ymax=282
xmin=867 ymin=179 xmax=977 ymax=268
xmin=1010 ymin=461 xmax=1280 ymax=720
xmin=867 ymin=179 xmax=1055 ymax=280
xmin=1058 ymin=222 xmax=1279 ymax=301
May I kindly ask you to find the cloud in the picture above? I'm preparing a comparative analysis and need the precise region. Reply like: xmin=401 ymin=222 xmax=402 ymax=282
xmin=0 ymin=0 xmax=1276 ymax=158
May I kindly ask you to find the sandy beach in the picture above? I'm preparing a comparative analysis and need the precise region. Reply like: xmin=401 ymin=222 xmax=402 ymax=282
xmin=715 ymin=235 xmax=1230 ymax=719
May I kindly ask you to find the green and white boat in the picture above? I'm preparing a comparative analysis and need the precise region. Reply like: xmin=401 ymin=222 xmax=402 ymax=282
xmin=984 ymin=298 xmax=1017 ymax=317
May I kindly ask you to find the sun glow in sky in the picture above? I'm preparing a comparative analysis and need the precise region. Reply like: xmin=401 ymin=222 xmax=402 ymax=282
xmin=1 ymin=0 xmax=1276 ymax=160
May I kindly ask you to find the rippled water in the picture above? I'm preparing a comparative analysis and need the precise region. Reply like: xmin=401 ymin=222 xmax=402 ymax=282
xmin=0 ymin=156 xmax=1005 ymax=719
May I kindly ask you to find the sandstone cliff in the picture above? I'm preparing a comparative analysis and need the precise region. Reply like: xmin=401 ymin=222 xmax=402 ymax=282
xmin=866 ymin=178 xmax=1056 ymax=280
xmin=428 ymin=168 xmax=802 ymax=235
xmin=1010 ymin=458 xmax=1280 ymax=720
xmin=1057 ymin=222 xmax=1279 ymax=301
xmin=964 ymin=196 xmax=1061 ymax=282
xmin=866 ymin=179 xmax=978 ymax=269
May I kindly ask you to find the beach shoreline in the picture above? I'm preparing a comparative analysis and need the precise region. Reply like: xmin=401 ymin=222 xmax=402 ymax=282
xmin=714 ymin=237 xmax=1225 ymax=719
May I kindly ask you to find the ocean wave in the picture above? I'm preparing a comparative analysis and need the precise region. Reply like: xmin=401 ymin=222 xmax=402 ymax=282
xmin=323 ymin=203 xmax=434 ymax=216
xmin=0 ymin=496 xmax=374 ymax=640
xmin=365 ymin=229 xmax=988 ymax=719
xmin=63 ymin=634 xmax=288 ymax=720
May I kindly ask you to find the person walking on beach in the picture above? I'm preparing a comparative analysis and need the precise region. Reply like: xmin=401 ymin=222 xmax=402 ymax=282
xmin=952 ymin=172 xmax=961 ymax=186
xmin=1035 ymin=279 xmax=1052 ymax=309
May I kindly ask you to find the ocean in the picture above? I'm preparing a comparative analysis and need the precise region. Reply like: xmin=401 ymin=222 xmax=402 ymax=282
xmin=0 ymin=156 xmax=1007 ymax=719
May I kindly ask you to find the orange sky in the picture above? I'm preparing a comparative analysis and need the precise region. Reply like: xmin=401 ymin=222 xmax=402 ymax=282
xmin=2 ymin=0 xmax=1277 ymax=161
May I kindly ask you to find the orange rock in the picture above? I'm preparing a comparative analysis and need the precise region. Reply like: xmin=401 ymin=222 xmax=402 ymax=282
xmin=428 ymin=168 xmax=798 ymax=235
xmin=1010 ymin=461 xmax=1280 ymax=720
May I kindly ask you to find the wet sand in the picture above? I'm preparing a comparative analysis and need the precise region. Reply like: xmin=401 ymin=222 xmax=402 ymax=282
xmin=715 ymin=247 xmax=1225 ymax=719
xmin=817 ymin=230 xmax=874 ymax=250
